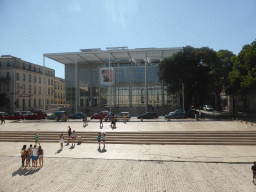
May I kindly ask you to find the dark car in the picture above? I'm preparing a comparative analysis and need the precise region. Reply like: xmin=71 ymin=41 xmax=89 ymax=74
xmin=165 ymin=109 xmax=186 ymax=119
xmin=137 ymin=112 xmax=158 ymax=119
xmin=69 ymin=112 xmax=85 ymax=119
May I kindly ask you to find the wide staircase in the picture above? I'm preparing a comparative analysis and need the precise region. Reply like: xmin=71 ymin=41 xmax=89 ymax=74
xmin=1 ymin=131 xmax=256 ymax=145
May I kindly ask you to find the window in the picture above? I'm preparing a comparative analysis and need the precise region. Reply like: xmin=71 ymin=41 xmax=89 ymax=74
xmin=29 ymin=74 xmax=31 ymax=82
xmin=0 ymin=61 xmax=1 ymax=67
xmin=58 ymin=85 xmax=59 ymax=89
xmin=16 ymin=84 xmax=19 ymax=93
xmin=28 ymin=99 xmax=31 ymax=107
xmin=51 ymin=88 xmax=53 ymax=95
xmin=6 ymin=82 xmax=9 ymax=91
xmin=61 ymin=85 xmax=62 ymax=90
xmin=29 ymin=85 xmax=31 ymax=94
xmin=34 ymin=76 xmax=36 ymax=83
xmin=39 ymin=77 xmax=41 ymax=84
xmin=61 ymin=93 xmax=62 ymax=98
xmin=47 ymin=99 xmax=49 ymax=104
xmin=34 ymin=99 xmax=36 ymax=107
xmin=17 ymin=99 xmax=19 ymax=108
xmin=16 ymin=73 xmax=19 ymax=80
xmin=34 ymin=86 xmax=36 ymax=94
xmin=7 ymin=61 xmax=10 ymax=67
xmin=29 ymin=64 xmax=31 ymax=71
xmin=23 ymin=63 xmax=25 ymax=69
xmin=6 ymin=72 xmax=9 ymax=79
xmin=39 ymin=87 xmax=41 ymax=95
xmin=23 ymin=84 xmax=26 ymax=94
xmin=23 ymin=74 xmax=26 ymax=81
xmin=39 ymin=68 xmax=41 ymax=73
xmin=39 ymin=99 xmax=41 ymax=107
xmin=58 ymin=93 xmax=59 ymax=98
xmin=48 ymin=79 xmax=50 ymax=85
xmin=51 ymin=80 xmax=53 ymax=85
xmin=34 ymin=67 xmax=36 ymax=72
xmin=55 ymin=93 xmax=57 ymax=98
xmin=48 ymin=88 xmax=50 ymax=95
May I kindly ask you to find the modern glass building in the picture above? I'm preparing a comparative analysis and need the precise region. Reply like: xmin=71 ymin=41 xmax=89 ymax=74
xmin=44 ymin=47 xmax=182 ymax=112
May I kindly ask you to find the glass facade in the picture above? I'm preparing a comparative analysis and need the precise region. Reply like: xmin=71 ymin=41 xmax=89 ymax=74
xmin=65 ymin=62 xmax=168 ymax=107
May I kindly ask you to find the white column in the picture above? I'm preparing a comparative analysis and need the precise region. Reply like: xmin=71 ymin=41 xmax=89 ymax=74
xmin=161 ymin=80 xmax=164 ymax=106
xmin=109 ymin=53 xmax=111 ymax=112
xmin=145 ymin=52 xmax=148 ymax=113
xmin=129 ymin=66 xmax=132 ymax=107
xmin=43 ymin=56 xmax=45 ymax=111
xmin=75 ymin=56 xmax=78 ymax=113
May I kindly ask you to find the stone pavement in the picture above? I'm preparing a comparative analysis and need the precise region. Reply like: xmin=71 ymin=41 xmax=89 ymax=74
xmin=1 ymin=118 xmax=256 ymax=191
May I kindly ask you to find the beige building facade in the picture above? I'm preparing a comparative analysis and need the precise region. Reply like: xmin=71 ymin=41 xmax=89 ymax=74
xmin=55 ymin=77 xmax=65 ymax=105
xmin=0 ymin=55 xmax=55 ymax=112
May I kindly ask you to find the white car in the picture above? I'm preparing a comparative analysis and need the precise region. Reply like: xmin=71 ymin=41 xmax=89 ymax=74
xmin=204 ymin=105 xmax=213 ymax=111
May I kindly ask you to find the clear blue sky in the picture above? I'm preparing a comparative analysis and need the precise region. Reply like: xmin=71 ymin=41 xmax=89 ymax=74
xmin=0 ymin=0 xmax=255 ymax=79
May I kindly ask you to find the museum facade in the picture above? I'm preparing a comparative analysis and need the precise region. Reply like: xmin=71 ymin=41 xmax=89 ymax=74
xmin=44 ymin=47 xmax=183 ymax=112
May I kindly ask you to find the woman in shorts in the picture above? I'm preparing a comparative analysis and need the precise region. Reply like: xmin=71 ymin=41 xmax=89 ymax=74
xmin=97 ymin=132 xmax=101 ymax=149
xmin=38 ymin=145 xmax=44 ymax=167
xmin=21 ymin=145 xmax=27 ymax=168
xmin=72 ymin=130 xmax=77 ymax=146
xmin=59 ymin=133 xmax=64 ymax=149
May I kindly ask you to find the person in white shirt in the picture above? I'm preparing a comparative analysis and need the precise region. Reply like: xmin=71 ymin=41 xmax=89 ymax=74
xmin=31 ymin=145 xmax=38 ymax=167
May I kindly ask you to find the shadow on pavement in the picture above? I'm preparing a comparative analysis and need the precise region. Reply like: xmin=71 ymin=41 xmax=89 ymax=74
xmin=55 ymin=149 xmax=62 ymax=154
xmin=12 ymin=167 xmax=41 ymax=177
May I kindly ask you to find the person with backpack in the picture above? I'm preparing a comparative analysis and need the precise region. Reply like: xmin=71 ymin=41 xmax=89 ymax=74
xmin=38 ymin=145 xmax=44 ymax=167
xmin=21 ymin=145 xmax=27 ymax=168
xmin=59 ymin=133 xmax=65 ymax=149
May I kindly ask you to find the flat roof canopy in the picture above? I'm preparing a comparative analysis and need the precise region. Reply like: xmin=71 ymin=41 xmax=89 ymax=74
xmin=43 ymin=47 xmax=183 ymax=65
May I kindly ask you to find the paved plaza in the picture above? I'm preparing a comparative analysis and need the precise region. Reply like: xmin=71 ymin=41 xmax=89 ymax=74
xmin=1 ymin=118 xmax=256 ymax=191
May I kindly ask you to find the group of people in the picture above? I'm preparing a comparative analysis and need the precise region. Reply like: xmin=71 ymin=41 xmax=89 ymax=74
xmin=21 ymin=144 xmax=43 ymax=168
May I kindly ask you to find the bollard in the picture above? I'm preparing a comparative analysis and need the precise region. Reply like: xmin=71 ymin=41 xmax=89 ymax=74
xmin=245 ymin=121 xmax=247 ymax=124
xmin=252 ymin=123 xmax=253 ymax=126
xmin=241 ymin=120 xmax=242 ymax=123
xmin=140 ymin=118 xmax=143 ymax=122
xmin=236 ymin=118 xmax=238 ymax=121
xmin=77 ymin=136 xmax=82 ymax=144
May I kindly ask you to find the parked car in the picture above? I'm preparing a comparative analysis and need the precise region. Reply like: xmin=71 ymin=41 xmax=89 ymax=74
xmin=6 ymin=112 xmax=25 ymax=120
xmin=165 ymin=109 xmax=186 ymax=119
xmin=48 ymin=111 xmax=67 ymax=120
xmin=137 ymin=112 xmax=158 ymax=119
xmin=91 ymin=111 xmax=112 ymax=121
xmin=25 ymin=111 xmax=47 ymax=120
xmin=21 ymin=111 xmax=31 ymax=117
xmin=115 ymin=112 xmax=131 ymax=121
xmin=69 ymin=112 xmax=85 ymax=119
xmin=204 ymin=105 xmax=213 ymax=111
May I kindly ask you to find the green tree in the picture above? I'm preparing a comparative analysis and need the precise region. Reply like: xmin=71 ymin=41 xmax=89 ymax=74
xmin=229 ymin=40 xmax=256 ymax=111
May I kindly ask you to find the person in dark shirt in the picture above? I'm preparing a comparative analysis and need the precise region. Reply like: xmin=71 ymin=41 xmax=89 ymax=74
xmin=251 ymin=162 xmax=256 ymax=183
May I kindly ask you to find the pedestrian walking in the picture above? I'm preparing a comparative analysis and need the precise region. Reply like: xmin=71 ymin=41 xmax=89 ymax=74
xmin=21 ymin=145 xmax=27 ymax=168
xmin=198 ymin=109 xmax=202 ymax=119
xmin=102 ymin=132 xmax=106 ymax=150
xmin=68 ymin=126 xmax=72 ymax=142
xmin=1 ymin=115 xmax=5 ymax=125
xmin=38 ymin=145 xmax=44 ymax=167
xmin=97 ymin=132 xmax=101 ymax=149
xmin=252 ymin=162 xmax=256 ymax=183
xmin=59 ymin=133 xmax=65 ymax=149
xmin=83 ymin=115 xmax=87 ymax=127
xmin=113 ymin=116 xmax=116 ymax=128
xmin=34 ymin=133 xmax=39 ymax=146
xmin=123 ymin=114 xmax=126 ymax=124
xmin=100 ymin=116 xmax=103 ymax=128
xmin=72 ymin=130 xmax=77 ymax=146
xmin=31 ymin=145 xmax=38 ymax=167
xmin=26 ymin=144 xmax=33 ymax=167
